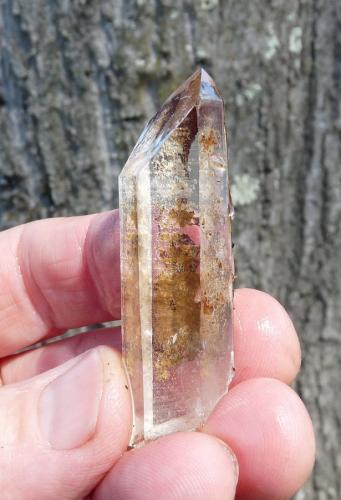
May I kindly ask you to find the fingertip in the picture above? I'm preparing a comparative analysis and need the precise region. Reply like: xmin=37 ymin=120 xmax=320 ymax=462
xmin=205 ymin=378 xmax=315 ymax=499
xmin=233 ymin=289 xmax=301 ymax=385
xmin=94 ymin=432 xmax=239 ymax=500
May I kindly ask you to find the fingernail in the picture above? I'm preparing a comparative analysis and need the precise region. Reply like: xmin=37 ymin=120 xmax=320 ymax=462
xmin=217 ymin=439 xmax=239 ymax=485
xmin=39 ymin=349 xmax=103 ymax=450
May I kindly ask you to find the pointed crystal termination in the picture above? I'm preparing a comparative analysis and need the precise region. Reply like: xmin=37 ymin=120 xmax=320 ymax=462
xmin=119 ymin=69 xmax=234 ymax=446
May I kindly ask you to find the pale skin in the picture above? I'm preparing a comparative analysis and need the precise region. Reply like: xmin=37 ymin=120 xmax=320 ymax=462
xmin=0 ymin=210 xmax=315 ymax=499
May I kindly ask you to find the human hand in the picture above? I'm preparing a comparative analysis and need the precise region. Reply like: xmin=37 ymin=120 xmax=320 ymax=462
xmin=0 ymin=211 xmax=315 ymax=499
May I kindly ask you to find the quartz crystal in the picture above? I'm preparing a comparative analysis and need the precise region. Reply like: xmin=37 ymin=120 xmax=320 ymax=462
xmin=119 ymin=68 xmax=234 ymax=446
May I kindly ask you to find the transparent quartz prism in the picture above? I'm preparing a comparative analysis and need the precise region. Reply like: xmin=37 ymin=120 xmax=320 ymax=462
xmin=119 ymin=68 xmax=234 ymax=446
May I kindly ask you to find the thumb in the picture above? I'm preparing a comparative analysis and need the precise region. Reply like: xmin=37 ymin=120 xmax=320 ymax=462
xmin=0 ymin=347 xmax=131 ymax=499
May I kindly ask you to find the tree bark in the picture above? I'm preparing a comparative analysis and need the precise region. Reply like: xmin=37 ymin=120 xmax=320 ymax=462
xmin=0 ymin=0 xmax=340 ymax=497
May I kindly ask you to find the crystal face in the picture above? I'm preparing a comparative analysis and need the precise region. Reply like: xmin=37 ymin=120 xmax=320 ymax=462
xmin=119 ymin=69 xmax=234 ymax=446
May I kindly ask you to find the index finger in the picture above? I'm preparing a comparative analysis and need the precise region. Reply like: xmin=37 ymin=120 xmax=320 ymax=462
xmin=0 ymin=211 xmax=120 ymax=356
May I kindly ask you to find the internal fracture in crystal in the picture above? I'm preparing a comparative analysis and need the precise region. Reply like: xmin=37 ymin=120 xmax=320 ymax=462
xmin=119 ymin=69 xmax=234 ymax=446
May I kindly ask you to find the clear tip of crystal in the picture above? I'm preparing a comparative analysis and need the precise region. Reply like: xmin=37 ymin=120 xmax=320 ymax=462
xmin=198 ymin=68 xmax=223 ymax=101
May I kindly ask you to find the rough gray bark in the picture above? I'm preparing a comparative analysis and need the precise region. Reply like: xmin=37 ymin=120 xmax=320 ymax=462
xmin=0 ymin=0 xmax=340 ymax=497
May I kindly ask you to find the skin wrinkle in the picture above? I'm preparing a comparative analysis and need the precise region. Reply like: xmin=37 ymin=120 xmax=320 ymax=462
xmin=34 ymin=219 xmax=93 ymax=329
xmin=84 ymin=215 xmax=111 ymax=316
xmin=0 ymin=230 xmax=51 ymax=356
xmin=0 ymin=231 xmax=26 ymax=319
xmin=71 ymin=217 xmax=106 ymax=320
xmin=0 ymin=229 xmax=32 ymax=329
xmin=17 ymin=224 xmax=58 ymax=338
xmin=273 ymin=405 xmax=294 ymax=479
xmin=85 ymin=211 xmax=121 ymax=319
